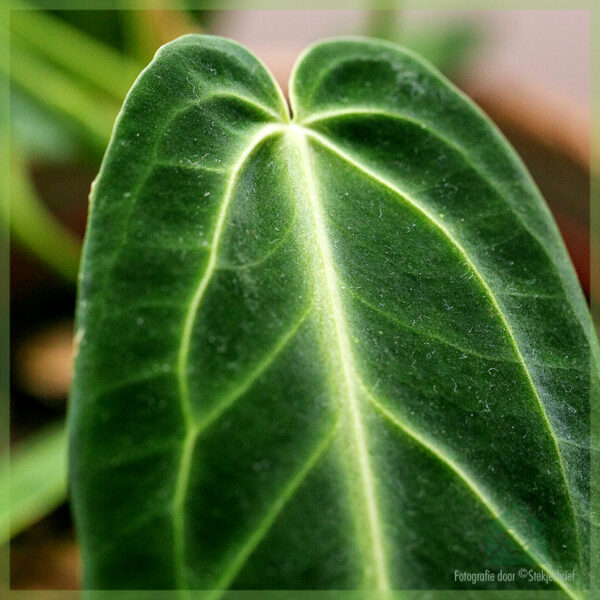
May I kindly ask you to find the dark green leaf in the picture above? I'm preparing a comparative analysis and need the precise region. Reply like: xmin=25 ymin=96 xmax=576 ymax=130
xmin=69 ymin=35 xmax=598 ymax=595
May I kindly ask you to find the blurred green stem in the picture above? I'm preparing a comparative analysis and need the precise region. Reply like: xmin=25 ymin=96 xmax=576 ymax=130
xmin=7 ymin=151 xmax=81 ymax=283
xmin=0 ymin=421 xmax=67 ymax=544
xmin=365 ymin=9 xmax=401 ymax=41
xmin=4 ymin=42 xmax=115 ymax=152
xmin=121 ymin=2 xmax=202 ymax=64
xmin=121 ymin=9 xmax=162 ymax=65
xmin=11 ymin=4 xmax=142 ymax=101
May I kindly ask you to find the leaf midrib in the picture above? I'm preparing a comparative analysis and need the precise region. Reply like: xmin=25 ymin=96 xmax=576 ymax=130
xmin=290 ymin=124 xmax=391 ymax=591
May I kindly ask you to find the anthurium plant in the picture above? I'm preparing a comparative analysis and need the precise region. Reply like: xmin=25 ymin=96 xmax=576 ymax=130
xmin=69 ymin=35 xmax=598 ymax=596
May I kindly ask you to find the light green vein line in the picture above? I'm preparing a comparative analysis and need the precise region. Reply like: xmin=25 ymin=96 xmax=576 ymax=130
xmin=303 ymin=126 xmax=583 ymax=576
xmin=173 ymin=123 xmax=284 ymax=589
xmin=300 ymin=108 xmax=392 ymax=126
xmin=346 ymin=285 xmax=583 ymax=373
xmin=290 ymin=124 xmax=391 ymax=591
xmin=172 ymin=427 xmax=198 ymax=590
xmin=94 ymin=506 xmax=170 ymax=562
xmin=89 ymin=370 xmax=167 ymax=400
xmin=194 ymin=302 xmax=314 ymax=436
xmin=207 ymin=421 xmax=340 ymax=600
xmin=218 ymin=214 xmax=298 ymax=272
xmin=362 ymin=386 xmax=581 ymax=600
xmin=201 ymin=89 xmax=286 ymax=123
xmin=176 ymin=123 xmax=284 ymax=428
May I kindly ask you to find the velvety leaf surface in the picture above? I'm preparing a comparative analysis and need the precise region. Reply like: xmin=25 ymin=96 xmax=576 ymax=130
xmin=69 ymin=35 xmax=598 ymax=596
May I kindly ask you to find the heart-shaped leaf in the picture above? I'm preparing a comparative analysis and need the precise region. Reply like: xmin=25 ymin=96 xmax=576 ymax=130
xmin=69 ymin=35 xmax=598 ymax=595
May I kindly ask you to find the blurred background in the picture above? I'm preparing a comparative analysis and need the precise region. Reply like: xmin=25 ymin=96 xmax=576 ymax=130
xmin=2 ymin=6 xmax=591 ymax=589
